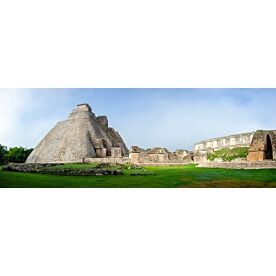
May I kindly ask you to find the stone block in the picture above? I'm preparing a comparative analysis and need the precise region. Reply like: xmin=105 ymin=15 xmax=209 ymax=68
xmin=247 ymin=151 xmax=265 ymax=162
xmin=111 ymin=148 xmax=122 ymax=158
xmin=96 ymin=148 xmax=107 ymax=158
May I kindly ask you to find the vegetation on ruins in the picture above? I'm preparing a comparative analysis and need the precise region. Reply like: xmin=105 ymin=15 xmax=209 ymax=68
xmin=0 ymin=144 xmax=33 ymax=164
xmin=1 ymin=163 xmax=276 ymax=188
xmin=2 ymin=162 xmax=148 ymax=176
xmin=207 ymin=147 xmax=249 ymax=162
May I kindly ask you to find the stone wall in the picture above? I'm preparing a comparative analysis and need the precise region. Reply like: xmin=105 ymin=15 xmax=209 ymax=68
xmin=247 ymin=130 xmax=276 ymax=161
xmin=193 ymin=151 xmax=208 ymax=163
xmin=194 ymin=132 xmax=254 ymax=151
xmin=85 ymin=157 xmax=130 ymax=164
xmin=129 ymin=146 xmax=193 ymax=164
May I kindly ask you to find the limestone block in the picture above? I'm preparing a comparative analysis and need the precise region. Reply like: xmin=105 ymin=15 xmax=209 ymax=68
xmin=129 ymin=152 xmax=140 ymax=163
xmin=111 ymin=148 xmax=122 ymax=158
xmin=247 ymin=151 xmax=265 ymax=162
xmin=96 ymin=148 xmax=107 ymax=158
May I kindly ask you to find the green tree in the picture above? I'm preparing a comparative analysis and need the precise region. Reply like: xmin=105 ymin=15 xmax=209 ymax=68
xmin=4 ymin=147 xmax=33 ymax=163
xmin=0 ymin=144 xmax=8 ymax=164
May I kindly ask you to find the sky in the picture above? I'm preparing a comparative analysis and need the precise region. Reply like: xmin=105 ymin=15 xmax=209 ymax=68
xmin=0 ymin=88 xmax=276 ymax=151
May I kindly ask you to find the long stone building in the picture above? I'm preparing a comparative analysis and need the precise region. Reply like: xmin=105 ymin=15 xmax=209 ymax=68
xmin=194 ymin=132 xmax=254 ymax=151
xmin=194 ymin=130 xmax=276 ymax=162
xmin=26 ymin=104 xmax=128 ymax=163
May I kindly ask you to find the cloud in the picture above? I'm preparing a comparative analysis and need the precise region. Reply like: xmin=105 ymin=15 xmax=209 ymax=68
xmin=0 ymin=89 xmax=276 ymax=150
xmin=0 ymin=89 xmax=31 ymax=147
xmin=0 ymin=89 xmax=74 ymax=148
xmin=116 ymin=89 xmax=276 ymax=150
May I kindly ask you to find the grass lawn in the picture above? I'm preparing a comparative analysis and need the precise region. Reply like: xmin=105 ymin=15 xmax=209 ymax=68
xmin=1 ymin=164 xmax=276 ymax=188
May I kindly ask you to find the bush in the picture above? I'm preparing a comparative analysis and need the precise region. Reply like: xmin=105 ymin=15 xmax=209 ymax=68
xmin=0 ymin=144 xmax=8 ymax=164
xmin=207 ymin=147 xmax=249 ymax=162
xmin=4 ymin=147 xmax=33 ymax=163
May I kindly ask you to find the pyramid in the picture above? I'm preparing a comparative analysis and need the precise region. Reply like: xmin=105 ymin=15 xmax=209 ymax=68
xmin=26 ymin=104 xmax=129 ymax=163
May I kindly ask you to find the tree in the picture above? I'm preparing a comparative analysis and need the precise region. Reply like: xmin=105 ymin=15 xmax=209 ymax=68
xmin=4 ymin=147 xmax=33 ymax=163
xmin=0 ymin=144 xmax=8 ymax=164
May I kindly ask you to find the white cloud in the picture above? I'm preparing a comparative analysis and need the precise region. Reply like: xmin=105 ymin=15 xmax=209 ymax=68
xmin=0 ymin=89 xmax=69 ymax=148
xmin=0 ymin=89 xmax=275 ymax=151
xmin=0 ymin=89 xmax=32 ymax=147
xmin=118 ymin=95 xmax=266 ymax=150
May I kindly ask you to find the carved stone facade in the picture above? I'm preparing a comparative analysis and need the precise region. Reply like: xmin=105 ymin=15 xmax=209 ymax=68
xmin=26 ymin=104 xmax=129 ymax=163
xmin=194 ymin=132 xmax=254 ymax=151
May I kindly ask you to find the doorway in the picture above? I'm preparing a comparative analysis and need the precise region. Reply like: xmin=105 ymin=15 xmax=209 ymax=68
xmin=265 ymin=135 xmax=273 ymax=160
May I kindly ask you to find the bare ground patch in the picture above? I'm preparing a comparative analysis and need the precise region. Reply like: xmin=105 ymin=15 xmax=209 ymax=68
xmin=179 ymin=180 xmax=276 ymax=188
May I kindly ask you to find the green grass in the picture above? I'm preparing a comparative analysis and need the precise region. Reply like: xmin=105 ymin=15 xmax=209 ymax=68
xmin=53 ymin=163 xmax=98 ymax=169
xmin=1 ymin=163 xmax=276 ymax=188
xmin=208 ymin=147 xmax=249 ymax=162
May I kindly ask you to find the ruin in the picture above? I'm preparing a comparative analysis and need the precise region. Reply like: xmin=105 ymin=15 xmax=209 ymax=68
xmin=25 ymin=103 xmax=275 ymax=166
xmin=26 ymin=104 xmax=129 ymax=163
xmin=194 ymin=130 xmax=276 ymax=166
xmin=247 ymin=130 xmax=276 ymax=161
xmin=193 ymin=132 xmax=255 ymax=163
xmin=129 ymin=146 xmax=193 ymax=164
xmin=194 ymin=132 xmax=254 ymax=151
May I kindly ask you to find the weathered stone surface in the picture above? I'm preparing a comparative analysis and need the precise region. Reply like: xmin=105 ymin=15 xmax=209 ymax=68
xmin=247 ymin=130 xmax=276 ymax=161
xmin=85 ymin=157 xmax=130 ymax=164
xmin=129 ymin=146 xmax=193 ymax=164
xmin=3 ymin=163 xmax=58 ymax=173
xmin=193 ymin=151 xmax=208 ymax=163
xmin=111 ymin=148 xmax=122 ymax=158
xmin=129 ymin=146 xmax=145 ymax=153
xmin=26 ymin=104 xmax=129 ymax=163
xmin=3 ymin=163 xmax=123 ymax=176
xmin=194 ymin=132 xmax=254 ymax=151
xmin=195 ymin=129 xmax=276 ymax=163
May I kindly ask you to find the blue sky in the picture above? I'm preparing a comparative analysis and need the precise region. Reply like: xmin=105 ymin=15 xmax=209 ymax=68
xmin=0 ymin=88 xmax=276 ymax=150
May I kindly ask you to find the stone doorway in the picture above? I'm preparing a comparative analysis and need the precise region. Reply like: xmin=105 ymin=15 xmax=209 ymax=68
xmin=265 ymin=135 xmax=273 ymax=160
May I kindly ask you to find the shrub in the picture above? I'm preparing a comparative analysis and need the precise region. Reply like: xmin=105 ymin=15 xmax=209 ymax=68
xmin=0 ymin=144 xmax=8 ymax=164
xmin=4 ymin=147 xmax=33 ymax=163
xmin=207 ymin=147 xmax=249 ymax=162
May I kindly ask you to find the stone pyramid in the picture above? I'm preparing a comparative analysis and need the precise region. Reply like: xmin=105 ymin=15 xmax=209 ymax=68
xmin=26 ymin=104 xmax=129 ymax=163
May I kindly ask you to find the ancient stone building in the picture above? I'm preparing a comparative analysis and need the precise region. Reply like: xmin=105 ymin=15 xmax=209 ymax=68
xmin=247 ymin=130 xmax=276 ymax=161
xmin=194 ymin=130 xmax=276 ymax=163
xmin=26 ymin=104 xmax=129 ymax=163
xmin=129 ymin=146 xmax=193 ymax=164
xmin=194 ymin=132 xmax=254 ymax=151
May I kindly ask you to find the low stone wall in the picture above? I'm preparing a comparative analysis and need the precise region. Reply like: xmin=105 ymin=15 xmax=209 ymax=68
xmin=138 ymin=162 xmax=193 ymax=167
xmin=85 ymin=157 xmax=130 ymax=164
xmin=198 ymin=161 xmax=276 ymax=169
xmin=2 ymin=163 xmax=59 ymax=172
xmin=129 ymin=146 xmax=193 ymax=164
xmin=2 ymin=163 xmax=123 ymax=176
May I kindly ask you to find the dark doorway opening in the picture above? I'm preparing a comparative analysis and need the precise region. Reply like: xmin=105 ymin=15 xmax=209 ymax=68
xmin=265 ymin=135 xmax=273 ymax=160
